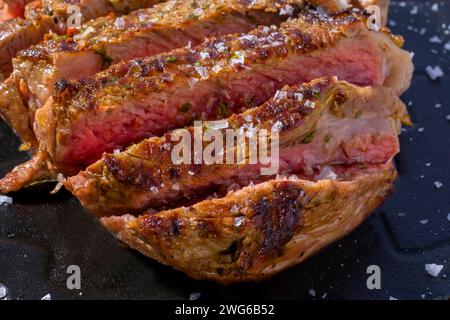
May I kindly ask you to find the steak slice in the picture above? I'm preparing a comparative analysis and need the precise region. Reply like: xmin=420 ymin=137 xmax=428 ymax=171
xmin=66 ymin=77 xmax=409 ymax=216
xmin=1 ymin=0 xmax=308 ymax=147
xmin=0 ymin=17 xmax=51 ymax=80
xmin=24 ymin=0 xmax=166 ymax=27
xmin=101 ymin=164 xmax=397 ymax=283
xmin=0 ymin=0 xmax=163 ymax=83
xmin=1 ymin=10 xmax=413 ymax=193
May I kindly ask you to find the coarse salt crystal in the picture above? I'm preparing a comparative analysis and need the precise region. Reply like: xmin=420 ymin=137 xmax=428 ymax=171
xmin=429 ymin=36 xmax=442 ymax=44
xmin=137 ymin=13 xmax=146 ymax=23
xmin=150 ymin=186 xmax=158 ymax=194
xmin=279 ymin=4 xmax=294 ymax=16
xmin=172 ymin=183 xmax=180 ymax=191
xmin=239 ymin=34 xmax=257 ymax=43
xmin=272 ymin=121 xmax=283 ymax=132
xmin=316 ymin=166 xmax=338 ymax=181
xmin=215 ymin=42 xmax=227 ymax=52
xmin=308 ymin=288 xmax=316 ymax=297
xmin=445 ymin=42 xmax=450 ymax=51
xmin=418 ymin=127 xmax=424 ymax=133
xmin=189 ymin=292 xmax=201 ymax=300
xmin=294 ymin=92 xmax=304 ymax=101
xmin=273 ymin=90 xmax=287 ymax=101
xmin=233 ymin=216 xmax=245 ymax=227
xmin=192 ymin=8 xmax=203 ymax=16
xmin=114 ymin=17 xmax=125 ymax=29
xmin=420 ymin=219 xmax=429 ymax=225
xmin=304 ymin=100 xmax=316 ymax=109
xmin=434 ymin=181 xmax=443 ymax=189
xmin=0 ymin=195 xmax=13 ymax=205
xmin=230 ymin=205 xmax=239 ymax=214
xmin=199 ymin=52 xmax=210 ymax=60
xmin=211 ymin=65 xmax=222 ymax=74
xmin=41 ymin=293 xmax=51 ymax=300
xmin=230 ymin=51 xmax=246 ymax=66
xmin=0 ymin=284 xmax=7 ymax=299
xmin=447 ymin=213 xmax=450 ymax=222
xmin=431 ymin=3 xmax=439 ymax=12
xmin=425 ymin=263 xmax=444 ymax=277
xmin=425 ymin=65 xmax=444 ymax=80
xmin=73 ymin=26 xmax=95 ymax=40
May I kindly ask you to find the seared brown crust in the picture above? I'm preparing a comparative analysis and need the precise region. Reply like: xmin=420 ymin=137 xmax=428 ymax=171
xmin=19 ymin=0 xmax=305 ymax=60
xmin=0 ymin=17 xmax=50 ymax=76
xmin=101 ymin=165 xmax=396 ymax=283
xmin=25 ymin=0 xmax=164 ymax=22
xmin=66 ymin=78 xmax=409 ymax=216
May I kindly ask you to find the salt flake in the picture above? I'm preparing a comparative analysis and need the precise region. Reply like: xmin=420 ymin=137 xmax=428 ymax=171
xmin=425 ymin=264 xmax=444 ymax=277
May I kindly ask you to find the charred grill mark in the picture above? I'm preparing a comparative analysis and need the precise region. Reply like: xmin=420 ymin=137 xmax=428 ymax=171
xmin=167 ymin=166 xmax=182 ymax=180
xmin=220 ymin=240 xmax=241 ymax=261
xmin=141 ymin=215 xmax=185 ymax=238
xmin=53 ymin=78 xmax=79 ymax=103
xmin=103 ymin=154 xmax=158 ymax=189
xmin=334 ymin=88 xmax=348 ymax=105
xmin=251 ymin=183 xmax=303 ymax=257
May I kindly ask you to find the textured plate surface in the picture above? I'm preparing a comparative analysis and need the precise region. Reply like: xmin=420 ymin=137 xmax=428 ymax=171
xmin=0 ymin=0 xmax=449 ymax=300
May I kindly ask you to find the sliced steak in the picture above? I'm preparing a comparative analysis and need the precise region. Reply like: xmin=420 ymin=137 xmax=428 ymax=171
xmin=0 ymin=17 xmax=50 ymax=80
xmin=66 ymin=77 xmax=409 ymax=216
xmin=1 ymin=10 xmax=413 ymax=193
xmin=0 ymin=0 xmax=163 ymax=86
xmin=1 ymin=0 xmax=307 ymax=146
xmin=101 ymin=164 xmax=397 ymax=283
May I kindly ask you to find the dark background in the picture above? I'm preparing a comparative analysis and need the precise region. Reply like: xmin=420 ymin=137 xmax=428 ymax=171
xmin=0 ymin=0 xmax=449 ymax=300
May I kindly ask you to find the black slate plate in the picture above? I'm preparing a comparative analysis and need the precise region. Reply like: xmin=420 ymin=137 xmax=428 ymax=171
xmin=0 ymin=0 xmax=449 ymax=300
